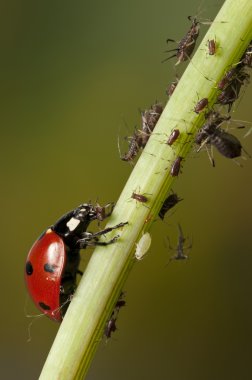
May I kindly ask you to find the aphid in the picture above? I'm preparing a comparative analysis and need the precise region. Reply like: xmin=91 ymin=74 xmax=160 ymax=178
xmin=164 ymin=16 xmax=200 ymax=65
xmin=120 ymin=131 xmax=140 ymax=162
xmin=121 ymin=103 xmax=163 ymax=162
xmin=217 ymin=67 xmax=237 ymax=90
xmin=115 ymin=299 xmax=126 ymax=309
xmin=195 ymin=110 xmax=229 ymax=144
xmin=104 ymin=314 xmax=117 ymax=339
xmin=166 ymin=77 xmax=179 ymax=97
xmin=167 ymin=129 xmax=180 ymax=146
xmin=217 ymin=69 xmax=250 ymax=112
xmin=135 ymin=232 xmax=152 ymax=260
xmin=105 ymin=292 xmax=126 ymax=339
xmin=207 ymin=38 xmax=217 ymax=55
xmin=198 ymin=127 xmax=242 ymax=159
xmin=194 ymin=97 xmax=208 ymax=113
xmin=115 ymin=292 xmax=126 ymax=311
xmin=170 ymin=156 xmax=183 ymax=177
xmin=131 ymin=191 xmax=148 ymax=203
xmin=141 ymin=103 xmax=163 ymax=134
xmin=94 ymin=202 xmax=114 ymax=222
xmin=195 ymin=111 xmax=244 ymax=160
xmin=241 ymin=42 xmax=252 ymax=68
xmin=167 ymin=223 xmax=192 ymax=262
xmin=158 ymin=193 xmax=183 ymax=220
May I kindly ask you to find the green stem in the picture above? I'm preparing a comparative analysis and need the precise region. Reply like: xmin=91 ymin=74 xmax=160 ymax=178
xmin=39 ymin=0 xmax=252 ymax=378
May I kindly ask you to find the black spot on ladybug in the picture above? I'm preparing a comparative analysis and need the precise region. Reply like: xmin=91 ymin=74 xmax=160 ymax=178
xmin=26 ymin=261 xmax=33 ymax=275
xmin=39 ymin=302 xmax=51 ymax=310
xmin=44 ymin=263 xmax=56 ymax=273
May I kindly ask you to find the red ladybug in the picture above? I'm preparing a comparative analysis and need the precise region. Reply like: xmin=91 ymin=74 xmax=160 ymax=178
xmin=25 ymin=203 xmax=127 ymax=322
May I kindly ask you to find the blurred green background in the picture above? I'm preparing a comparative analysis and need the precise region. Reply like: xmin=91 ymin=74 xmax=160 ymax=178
xmin=1 ymin=0 xmax=252 ymax=379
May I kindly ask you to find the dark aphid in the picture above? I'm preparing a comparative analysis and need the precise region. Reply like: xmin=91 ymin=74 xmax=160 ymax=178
xmin=207 ymin=38 xmax=217 ymax=55
xmin=217 ymin=67 xmax=237 ymax=90
xmin=167 ymin=129 xmax=180 ymax=146
xmin=131 ymin=192 xmax=148 ymax=203
xmin=104 ymin=292 xmax=126 ymax=340
xmin=195 ymin=111 xmax=243 ymax=160
xmin=167 ymin=223 xmax=192 ymax=262
xmin=158 ymin=193 xmax=183 ymax=220
xmin=115 ymin=299 xmax=126 ymax=309
xmin=217 ymin=69 xmax=250 ymax=112
xmin=195 ymin=110 xmax=230 ymax=144
xmin=211 ymin=131 xmax=242 ymax=158
xmin=104 ymin=314 xmax=117 ymax=339
xmin=115 ymin=292 xmax=126 ymax=310
xmin=170 ymin=156 xmax=183 ymax=177
xmin=194 ymin=97 xmax=208 ymax=113
xmin=164 ymin=16 xmax=200 ymax=65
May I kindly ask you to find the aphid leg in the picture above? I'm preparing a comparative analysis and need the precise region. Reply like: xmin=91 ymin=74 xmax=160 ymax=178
xmin=196 ymin=135 xmax=211 ymax=153
xmin=205 ymin=144 xmax=215 ymax=167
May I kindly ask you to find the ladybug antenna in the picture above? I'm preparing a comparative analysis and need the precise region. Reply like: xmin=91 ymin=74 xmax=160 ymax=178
xmin=117 ymin=125 xmax=123 ymax=160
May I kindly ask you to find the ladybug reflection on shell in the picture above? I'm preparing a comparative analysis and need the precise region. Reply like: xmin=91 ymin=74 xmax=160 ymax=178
xmin=25 ymin=203 xmax=128 ymax=322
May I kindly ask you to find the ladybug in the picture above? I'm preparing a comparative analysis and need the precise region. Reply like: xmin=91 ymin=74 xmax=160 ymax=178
xmin=25 ymin=203 xmax=128 ymax=322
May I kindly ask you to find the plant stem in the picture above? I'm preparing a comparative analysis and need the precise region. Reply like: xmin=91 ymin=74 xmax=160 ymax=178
xmin=39 ymin=0 xmax=252 ymax=378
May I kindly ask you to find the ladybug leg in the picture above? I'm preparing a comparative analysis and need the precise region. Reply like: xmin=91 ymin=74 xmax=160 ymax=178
xmin=77 ymin=222 xmax=128 ymax=248
xmin=85 ymin=235 xmax=120 ymax=247
xmin=77 ymin=234 xmax=119 ymax=248
xmin=90 ymin=222 xmax=128 ymax=237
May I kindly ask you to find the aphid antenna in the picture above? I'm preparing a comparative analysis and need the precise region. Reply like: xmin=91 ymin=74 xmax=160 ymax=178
xmin=186 ymin=53 xmax=215 ymax=81
xmin=142 ymin=150 xmax=157 ymax=158
xmin=26 ymin=313 xmax=45 ymax=342
xmin=221 ymin=116 xmax=252 ymax=136
xmin=117 ymin=123 xmax=125 ymax=160
xmin=189 ymin=15 xmax=228 ymax=26
xmin=188 ymin=0 xmax=228 ymax=26
xmin=243 ymin=127 xmax=252 ymax=139
xmin=25 ymin=296 xmax=72 ymax=342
